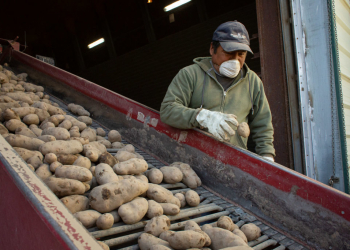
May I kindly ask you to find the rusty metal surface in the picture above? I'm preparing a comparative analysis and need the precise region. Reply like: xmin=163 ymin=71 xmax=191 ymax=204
xmin=6 ymin=50 xmax=350 ymax=249
xmin=256 ymin=0 xmax=293 ymax=169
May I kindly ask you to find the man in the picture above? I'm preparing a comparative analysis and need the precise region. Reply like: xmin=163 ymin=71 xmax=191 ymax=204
xmin=160 ymin=21 xmax=275 ymax=161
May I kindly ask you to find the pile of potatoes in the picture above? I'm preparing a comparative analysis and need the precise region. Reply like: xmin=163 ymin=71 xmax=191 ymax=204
xmin=0 ymin=65 xmax=262 ymax=250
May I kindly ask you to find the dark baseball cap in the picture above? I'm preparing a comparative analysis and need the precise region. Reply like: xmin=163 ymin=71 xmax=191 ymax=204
xmin=212 ymin=21 xmax=253 ymax=54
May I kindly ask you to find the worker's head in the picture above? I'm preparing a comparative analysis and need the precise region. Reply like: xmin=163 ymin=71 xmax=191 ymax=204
xmin=210 ymin=21 xmax=253 ymax=77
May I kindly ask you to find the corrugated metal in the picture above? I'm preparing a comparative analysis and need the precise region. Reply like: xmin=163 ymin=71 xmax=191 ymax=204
xmin=335 ymin=0 xmax=350 ymax=172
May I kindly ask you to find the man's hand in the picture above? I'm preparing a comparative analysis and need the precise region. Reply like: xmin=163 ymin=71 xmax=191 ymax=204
xmin=196 ymin=109 xmax=238 ymax=141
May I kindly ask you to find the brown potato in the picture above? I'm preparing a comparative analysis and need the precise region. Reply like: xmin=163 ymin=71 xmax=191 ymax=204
xmin=111 ymin=141 xmax=124 ymax=149
xmin=55 ymin=165 xmax=92 ymax=182
xmin=147 ymin=184 xmax=180 ymax=207
xmin=6 ymin=134 xmax=44 ymax=151
xmin=77 ymin=116 xmax=92 ymax=125
xmin=185 ymin=190 xmax=200 ymax=207
xmin=175 ymin=193 xmax=186 ymax=208
xmin=5 ymin=119 xmax=27 ymax=132
xmin=109 ymin=210 xmax=120 ymax=223
xmin=50 ymin=161 xmax=62 ymax=173
xmin=96 ymin=127 xmax=106 ymax=137
xmin=35 ymin=164 xmax=52 ymax=180
xmin=146 ymin=168 xmax=163 ymax=184
xmin=118 ymin=144 xmax=135 ymax=153
xmin=68 ymin=103 xmax=90 ymax=116
xmin=69 ymin=126 xmax=80 ymax=137
xmin=44 ymin=153 xmax=57 ymax=164
xmin=160 ymin=166 xmax=183 ymax=184
xmin=98 ymin=241 xmax=110 ymax=250
xmin=42 ymin=127 xmax=70 ymax=140
xmin=64 ymin=116 xmax=86 ymax=131
xmin=58 ymin=120 xmax=73 ymax=130
xmin=14 ymin=147 xmax=43 ymax=161
xmin=15 ymin=127 xmax=37 ymax=138
xmin=217 ymin=216 xmax=238 ymax=231
xmin=37 ymin=135 xmax=56 ymax=142
xmin=166 ymin=231 xmax=207 ymax=249
xmin=96 ymin=213 xmax=114 ymax=230
xmin=159 ymin=203 xmax=180 ymax=215
xmin=144 ymin=215 xmax=170 ymax=236
xmin=233 ymin=229 xmax=248 ymax=243
xmin=108 ymin=130 xmax=121 ymax=143
xmin=60 ymin=195 xmax=89 ymax=214
xmin=73 ymin=155 xmax=91 ymax=169
xmin=89 ymin=178 xmax=149 ymax=213
xmin=114 ymin=150 xmax=138 ymax=162
xmin=99 ymin=152 xmax=117 ymax=166
xmin=74 ymin=210 xmax=101 ymax=229
xmin=44 ymin=176 xmax=85 ymax=197
xmin=27 ymin=155 xmax=43 ymax=169
xmin=147 ymin=200 xmax=163 ymax=219
xmin=39 ymin=140 xmax=83 ymax=155
xmin=118 ymin=197 xmax=148 ymax=224
xmin=240 ymin=223 xmax=261 ymax=242
xmin=81 ymin=127 xmax=96 ymax=142
xmin=171 ymin=162 xmax=201 ymax=189
xmin=138 ymin=233 xmax=172 ymax=250
xmin=237 ymin=122 xmax=250 ymax=138
xmin=184 ymin=220 xmax=201 ymax=231
xmin=57 ymin=154 xmax=78 ymax=165
xmin=95 ymin=163 xmax=119 ymax=185
xmin=113 ymin=158 xmax=148 ymax=175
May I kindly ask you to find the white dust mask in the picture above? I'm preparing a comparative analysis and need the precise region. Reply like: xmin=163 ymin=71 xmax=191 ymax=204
xmin=219 ymin=59 xmax=241 ymax=78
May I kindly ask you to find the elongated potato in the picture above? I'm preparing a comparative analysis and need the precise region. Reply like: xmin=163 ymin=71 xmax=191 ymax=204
xmin=15 ymin=127 xmax=37 ymax=138
xmin=57 ymin=154 xmax=78 ymax=165
xmin=144 ymin=215 xmax=170 ymax=236
xmin=159 ymin=203 xmax=180 ymax=215
xmin=40 ymin=122 xmax=55 ymax=130
xmin=6 ymin=134 xmax=44 ymax=150
xmin=89 ymin=178 xmax=149 ymax=213
xmin=27 ymin=155 xmax=43 ymax=169
xmin=113 ymin=158 xmax=148 ymax=175
xmin=202 ymin=224 xmax=247 ymax=250
xmin=96 ymin=128 xmax=106 ymax=136
xmin=60 ymin=195 xmax=89 ymax=214
xmin=147 ymin=200 xmax=163 ymax=219
xmin=185 ymin=190 xmax=200 ymax=207
xmin=35 ymin=164 xmax=52 ymax=180
xmin=69 ymin=126 xmax=80 ymax=137
xmin=81 ymin=127 xmax=96 ymax=142
xmin=68 ymin=103 xmax=90 ymax=116
xmin=42 ymin=127 xmax=70 ymax=140
xmin=58 ymin=120 xmax=72 ymax=130
xmin=64 ymin=115 xmax=86 ymax=131
xmin=160 ymin=166 xmax=183 ymax=184
xmin=73 ymin=155 xmax=91 ymax=169
xmin=74 ymin=210 xmax=101 ymax=228
xmin=171 ymin=162 xmax=201 ymax=189
xmin=69 ymin=136 xmax=89 ymax=145
xmin=146 ymin=168 xmax=163 ymax=184
xmin=96 ymin=213 xmax=114 ymax=230
xmin=77 ymin=116 xmax=92 ymax=125
xmin=0 ymin=123 xmax=8 ymax=134
xmin=95 ymin=163 xmax=119 ymax=185
xmin=55 ymin=165 xmax=92 ymax=182
xmin=166 ymin=230 xmax=207 ymax=249
xmin=37 ymin=135 xmax=56 ymax=142
xmin=5 ymin=119 xmax=27 ymax=132
xmin=240 ymin=223 xmax=261 ymax=241
xmin=83 ymin=142 xmax=106 ymax=162
xmin=217 ymin=216 xmax=238 ymax=231
xmin=147 ymin=184 xmax=180 ymax=207
xmin=14 ymin=147 xmax=43 ymax=161
xmin=44 ymin=176 xmax=85 ymax=197
xmin=138 ymin=233 xmax=172 ymax=250
xmin=39 ymin=140 xmax=83 ymax=155
xmin=185 ymin=221 xmax=201 ymax=231
xmin=233 ymin=229 xmax=248 ymax=243
xmin=114 ymin=150 xmax=138 ymax=162
xmin=118 ymin=144 xmax=135 ymax=153
xmin=111 ymin=141 xmax=124 ymax=149
xmin=118 ymin=197 xmax=148 ymax=224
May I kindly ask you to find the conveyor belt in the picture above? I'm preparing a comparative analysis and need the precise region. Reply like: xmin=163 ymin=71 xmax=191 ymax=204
xmin=46 ymin=93 xmax=308 ymax=250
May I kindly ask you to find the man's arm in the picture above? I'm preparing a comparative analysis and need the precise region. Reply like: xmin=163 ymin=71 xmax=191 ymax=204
xmin=160 ymin=68 xmax=201 ymax=129
xmin=248 ymin=80 xmax=276 ymax=157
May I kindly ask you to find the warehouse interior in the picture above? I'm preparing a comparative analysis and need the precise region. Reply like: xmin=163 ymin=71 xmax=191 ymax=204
xmin=1 ymin=0 xmax=297 ymax=169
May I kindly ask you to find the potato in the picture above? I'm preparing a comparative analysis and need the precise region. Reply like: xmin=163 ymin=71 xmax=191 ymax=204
xmin=219 ymin=247 xmax=254 ymax=250
xmin=96 ymin=135 xmax=105 ymax=141
xmin=15 ymin=127 xmax=37 ymax=138
xmin=99 ymin=152 xmax=117 ymax=166
xmin=109 ymin=210 xmax=120 ymax=223
xmin=90 ymin=166 xmax=96 ymax=176
xmin=0 ymin=96 xmax=15 ymax=103
xmin=160 ymin=166 xmax=183 ymax=184
xmin=74 ymin=210 xmax=101 ymax=228
xmin=40 ymin=122 xmax=55 ymax=130
xmin=159 ymin=230 xmax=174 ymax=241
xmin=240 ymin=223 xmax=261 ymax=241
xmin=3 ymin=108 xmax=20 ymax=120
xmin=69 ymin=126 xmax=80 ymax=137
xmin=144 ymin=215 xmax=170 ymax=237
xmin=44 ymin=176 xmax=86 ymax=197
xmin=27 ymin=155 xmax=43 ymax=169
xmin=96 ymin=127 xmax=106 ymax=136
xmin=89 ymin=178 xmax=149 ymax=213
xmin=233 ymin=229 xmax=248 ymax=243
xmin=23 ymin=82 xmax=44 ymax=92
xmin=170 ymin=162 xmax=202 ymax=189
xmin=108 ymin=130 xmax=121 ymax=143
xmin=39 ymin=140 xmax=83 ymax=155
xmin=96 ymin=213 xmax=114 ymax=230
xmin=159 ymin=203 xmax=180 ymax=215
xmin=35 ymin=164 xmax=52 ymax=180
xmin=57 ymin=154 xmax=78 ymax=165
xmin=166 ymin=230 xmax=207 ymax=249
xmin=64 ymin=116 xmax=87 ymax=131
xmin=134 ymin=174 xmax=148 ymax=183
xmin=83 ymin=142 xmax=106 ymax=162
xmin=98 ymin=241 xmax=110 ymax=250
xmin=98 ymin=139 xmax=112 ymax=148
xmin=32 ymin=102 xmax=65 ymax=116
xmin=111 ymin=141 xmax=124 ymax=149
xmin=42 ymin=127 xmax=70 ymax=140
xmin=30 ymin=126 xmax=43 ymax=137
xmin=0 ymin=123 xmax=8 ymax=134
xmin=147 ymin=200 xmax=163 ymax=219
xmin=73 ymin=155 xmax=91 ymax=169
xmin=185 ymin=190 xmax=200 ymax=207
xmin=14 ymin=147 xmax=43 ymax=161
xmin=6 ymin=134 xmax=44 ymax=150
xmin=175 ymin=193 xmax=186 ymax=208
xmin=77 ymin=116 xmax=92 ymax=125
xmin=118 ymin=197 xmax=148 ymax=224
xmin=95 ymin=163 xmax=119 ymax=185
xmin=35 ymin=91 xmax=44 ymax=98
xmin=60 ymin=195 xmax=89 ymax=214
xmin=150 ymin=245 xmax=172 ymax=250
xmin=138 ymin=233 xmax=172 ymax=250
xmin=119 ymin=144 xmax=135 ymax=153
xmin=147 ymin=184 xmax=180 ymax=207
xmin=113 ymin=158 xmax=148 ymax=175
xmin=202 ymin=224 xmax=247 ymax=250
xmin=5 ymin=119 xmax=27 ymax=132
xmin=217 ymin=216 xmax=238 ymax=231
xmin=58 ymin=120 xmax=72 ymax=130
xmin=81 ymin=127 xmax=96 ymax=142
xmin=68 ymin=103 xmax=90 ymax=116
xmin=27 ymin=164 xmax=35 ymax=171
xmin=44 ymin=153 xmax=57 ymax=164
xmin=115 ymin=150 xmax=138 ymax=162
xmin=55 ymin=165 xmax=92 ymax=182
xmin=185 ymin=221 xmax=201 ymax=231
xmin=6 ymin=92 xmax=33 ymax=104
xmin=69 ymin=137 xmax=89 ymax=145
xmin=237 ymin=122 xmax=250 ymax=138
xmin=50 ymin=161 xmax=62 ymax=172
xmin=42 ymin=115 xmax=65 ymax=126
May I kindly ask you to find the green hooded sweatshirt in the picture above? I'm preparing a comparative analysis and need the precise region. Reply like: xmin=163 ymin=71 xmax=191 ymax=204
xmin=160 ymin=57 xmax=275 ymax=157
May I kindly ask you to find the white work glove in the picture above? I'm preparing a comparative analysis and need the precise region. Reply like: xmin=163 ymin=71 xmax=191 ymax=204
xmin=263 ymin=156 xmax=275 ymax=162
xmin=196 ymin=109 xmax=238 ymax=141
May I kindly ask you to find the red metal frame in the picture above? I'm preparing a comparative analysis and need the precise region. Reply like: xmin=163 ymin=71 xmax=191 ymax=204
xmin=8 ymin=49 xmax=350 ymax=223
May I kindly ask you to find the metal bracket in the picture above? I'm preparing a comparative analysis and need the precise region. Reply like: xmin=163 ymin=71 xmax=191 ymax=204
xmin=329 ymin=176 xmax=340 ymax=187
